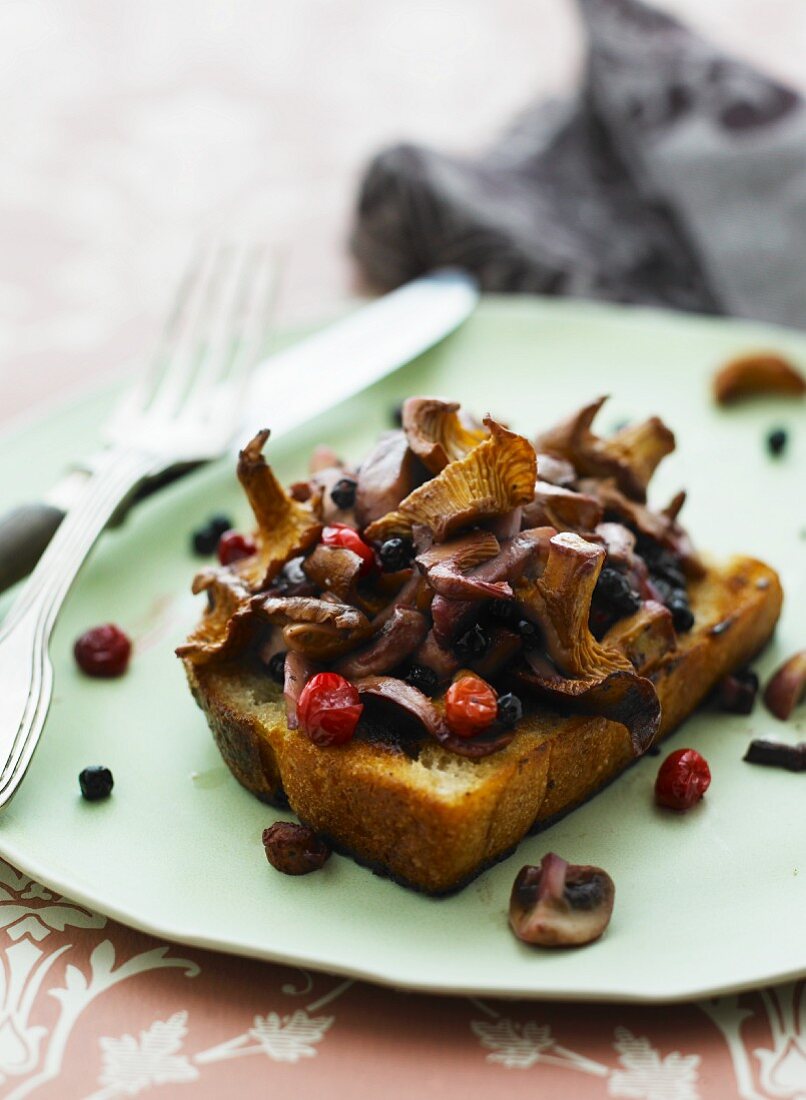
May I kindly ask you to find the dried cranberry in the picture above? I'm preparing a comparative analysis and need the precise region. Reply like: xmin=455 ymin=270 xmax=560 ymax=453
xmin=297 ymin=672 xmax=363 ymax=746
xmin=322 ymin=524 xmax=375 ymax=576
xmin=217 ymin=530 xmax=257 ymax=566
xmin=654 ymin=748 xmax=711 ymax=811
xmin=330 ymin=477 xmax=357 ymax=510
xmin=79 ymin=765 xmax=114 ymax=801
xmin=74 ymin=624 xmax=131 ymax=678
xmin=262 ymin=822 xmax=331 ymax=875
xmin=445 ymin=675 xmax=498 ymax=738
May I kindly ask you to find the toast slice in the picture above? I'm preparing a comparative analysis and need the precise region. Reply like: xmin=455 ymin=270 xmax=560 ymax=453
xmin=184 ymin=554 xmax=782 ymax=895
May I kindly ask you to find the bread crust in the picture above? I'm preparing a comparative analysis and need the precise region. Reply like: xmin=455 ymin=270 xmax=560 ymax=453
xmin=185 ymin=555 xmax=782 ymax=894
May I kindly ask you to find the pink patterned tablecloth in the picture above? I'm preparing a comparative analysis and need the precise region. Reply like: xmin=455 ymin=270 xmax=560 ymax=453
xmin=0 ymin=3 xmax=804 ymax=1097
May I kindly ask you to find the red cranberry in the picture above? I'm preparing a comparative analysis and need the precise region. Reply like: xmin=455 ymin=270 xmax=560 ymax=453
xmin=297 ymin=672 xmax=363 ymax=747
xmin=74 ymin=624 xmax=132 ymax=678
xmin=654 ymin=748 xmax=711 ymax=811
xmin=217 ymin=530 xmax=257 ymax=565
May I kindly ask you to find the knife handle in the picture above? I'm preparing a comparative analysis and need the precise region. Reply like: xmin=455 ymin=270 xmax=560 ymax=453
xmin=0 ymin=503 xmax=64 ymax=594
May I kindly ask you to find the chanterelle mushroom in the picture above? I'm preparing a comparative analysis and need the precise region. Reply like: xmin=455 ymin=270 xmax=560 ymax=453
xmin=515 ymin=532 xmax=661 ymax=754
xmin=354 ymin=430 xmax=422 ymax=527
xmin=509 ymin=853 xmax=616 ymax=947
xmin=175 ymin=568 xmax=255 ymax=664
xmin=251 ymin=595 xmax=372 ymax=661
xmin=402 ymin=396 xmax=488 ymax=474
xmin=534 ymin=397 xmax=675 ymax=503
xmin=236 ymin=430 xmax=322 ymax=589
xmin=365 ymin=419 xmax=537 ymax=542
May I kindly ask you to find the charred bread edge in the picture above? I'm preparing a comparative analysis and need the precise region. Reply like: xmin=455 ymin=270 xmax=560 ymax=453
xmin=184 ymin=556 xmax=782 ymax=895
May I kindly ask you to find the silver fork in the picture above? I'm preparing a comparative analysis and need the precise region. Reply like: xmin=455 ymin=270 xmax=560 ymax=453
xmin=0 ymin=242 xmax=275 ymax=807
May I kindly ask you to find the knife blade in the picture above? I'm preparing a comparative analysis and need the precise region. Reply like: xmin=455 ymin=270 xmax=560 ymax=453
xmin=0 ymin=269 xmax=478 ymax=594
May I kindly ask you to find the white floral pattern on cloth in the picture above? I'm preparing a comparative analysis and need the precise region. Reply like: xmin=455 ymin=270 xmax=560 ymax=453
xmin=0 ymin=861 xmax=200 ymax=1100
xmin=470 ymin=1001 xmax=700 ymax=1099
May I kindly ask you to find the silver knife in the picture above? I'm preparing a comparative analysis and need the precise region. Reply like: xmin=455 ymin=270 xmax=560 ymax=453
xmin=0 ymin=269 xmax=478 ymax=594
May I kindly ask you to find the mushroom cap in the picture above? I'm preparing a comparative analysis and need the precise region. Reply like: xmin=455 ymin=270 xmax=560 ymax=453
xmin=509 ymin=852 xmax=615 ymax=947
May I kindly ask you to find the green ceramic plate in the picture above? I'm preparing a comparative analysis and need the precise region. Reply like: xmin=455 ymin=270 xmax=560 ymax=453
xmin=0 ymin=298 xmax=803 ymax=1002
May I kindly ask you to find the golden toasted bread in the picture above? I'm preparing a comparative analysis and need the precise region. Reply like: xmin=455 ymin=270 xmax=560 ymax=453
xmin=184 ymin=554 xmax=781 ymax=895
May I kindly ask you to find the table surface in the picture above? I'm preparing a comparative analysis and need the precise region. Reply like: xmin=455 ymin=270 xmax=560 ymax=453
xmin=0 ymin=2 xmax=804 ymax=1097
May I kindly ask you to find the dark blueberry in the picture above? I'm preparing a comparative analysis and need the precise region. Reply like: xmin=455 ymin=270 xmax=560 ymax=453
xmin=515 ymin=618 xmax=542 ymax=648
xmin=485 ymin=600 xmax=521 ymax=629
xmin=378 ymin=537 xmax=413 ymax=572
xmin=191 ymin=513 xmax=234 ymax=556
xmin=391 ymin=403 xmax=404 ymax=427
xmin=267 ymin=651 xmax=287 ymax=684
xmin=405 ymin=664 xmax=438 ymax=696
xmin=330 ymin=477 xmax=357 ymax=510
xmin=595 ymin=567 xmax=642 ymax=617
xmin=454 ymin=623 xmax=490 ymax=660
xmin=668 ymin=593 xmax=694 ymax=632
xmin=767 ymin=428 xmax=788 ymax=457
xmin=497 ymin=693 xmax=523 ymax=728
xmin=717 ymin=669 xmax=758 ymax=715
xmin=79 ymin=766 xmax=114 ymax=801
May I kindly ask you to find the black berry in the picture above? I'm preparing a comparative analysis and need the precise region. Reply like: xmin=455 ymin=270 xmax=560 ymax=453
xmin=497 ymin=693 xmax=523 ymax=728
xmin=594 ymin=567 xmax=642 ymax=617
xmin=391 ymin=403 xmax=404 ymax=427
xmin=330 ymin=477 xmax=357 ymax=510
xmin=515 ymin=618 xmax=542 ymax=648
xmin=667 ymin=593 xmax=694 ymax=632
xmin=405 ymin=664 xmax=438 ymax=696
xmin=767 ymin=428 xmax=788 ymax=457
xmin=192 ymin=514 xmax=233 ymax=556
xmin=455 ymin=623 xmax=490 ymax=660
xmin=79 ymin=766 xmax=114 ymax=801
xmin=267 ymin=651 xmax=287 ymax=684
xmin=378 ymin=537 xmax=413 ymax=572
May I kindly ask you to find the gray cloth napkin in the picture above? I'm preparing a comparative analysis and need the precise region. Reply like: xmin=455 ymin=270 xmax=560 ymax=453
xmin=351 ymin=0 xmax=806 ymax=328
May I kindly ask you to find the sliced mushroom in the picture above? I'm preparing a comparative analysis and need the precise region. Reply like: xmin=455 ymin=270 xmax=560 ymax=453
xmin=514 ymin=533 xmax=661 ymax=754
xmin=535 ymin=452 xmax=576 ymax=488
xmin=763 ymin=650 xmax=806 ymax=720
xmin=509 ymin=853 xmax=615 ymax=947
xmin=353 ymin=676 xmax=516 ymax=759
xmin=334 ymin=608 xmax=428 ymax=679
xmin=581 ymin=478 xmax=704 ymax=578
xmin=252 ymin=595 xmax=372 ymax=661
xmin=175 ymin=568 xmax=255 ymax=664
xmin=303 ymin=544 xmax=363 ymax=601
xmin=402 ymin=396 xmax=488 ymax=473
xmin=412 ymin=629 xmax=461 ymax=682
xmin=416 ymin=530 xmax=507 ymax=600
xmin=284 ymin=650 xmax=318 ymax=729
xmin=235 ymin=430 xmax=323 ymax=589
xmin=364 ymin=419 xmax=537 ymax=543
xmin=522 ymin=481 xmax=603 ymax=532
xmin=535 ymin=397 xmax=675 ymax=502
xmin=602 ymin=600 xmax=676 ymax=674
xmin=427 ymin=528 xmax=554 ymax=646
xmin=713 ymin=352 xmax=806 ymax=405
xmin=354 ymin=430 xmax=422 ymax=527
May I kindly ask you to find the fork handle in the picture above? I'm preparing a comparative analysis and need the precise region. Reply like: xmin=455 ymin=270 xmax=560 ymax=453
xmin=0 ymin=448 xmax=158 ymax=806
